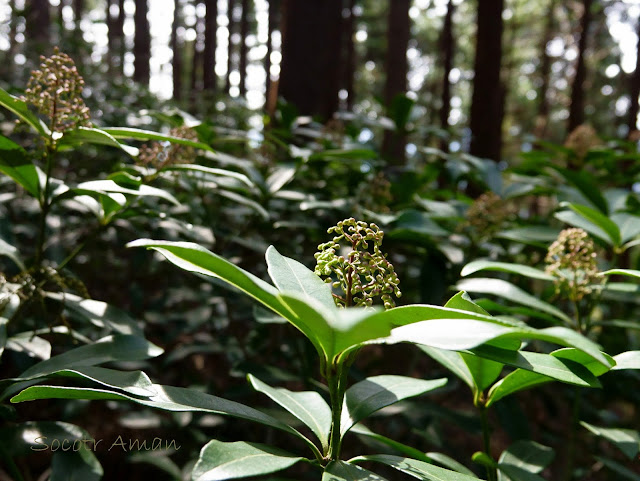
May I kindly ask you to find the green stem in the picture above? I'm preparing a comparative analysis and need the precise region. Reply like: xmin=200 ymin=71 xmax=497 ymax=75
xmin=480 ymin=406 xmax=497 ymax=481
xmin=327 ymin=362 xmax=349 ymax=461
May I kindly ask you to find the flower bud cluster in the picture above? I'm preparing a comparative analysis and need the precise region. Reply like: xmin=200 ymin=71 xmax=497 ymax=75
xmin=23 ymin=48 xmax=91 ymax=136
xmin=314 ymin=218 xmax=401 ymax=309
xmin=355 ymin=172 xmax=393 ymax=213
xmin=137 ymin=126 xmax=199 ymax=170
xmin=464 ymin=192 xmax=516 ymax=239
xmin=564 ymin=124 xmax=600 ymax=161
xmin=545 ymin=227 xmax=600 ymax=301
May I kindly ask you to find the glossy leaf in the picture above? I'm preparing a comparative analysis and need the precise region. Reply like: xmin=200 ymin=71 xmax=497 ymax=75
xmin=71 ymin=179 xmax=179 ymax=206
xmin=485 ymin=348 xmax=613 ymax=406
xmin=601 ymin=269 xmax=640 ymax=280
xmin=266 ymin=245 xmax=336 ymax=311
xmin=101 ymin=127 xmax=214 ymax=151
xmin=612 ymin=351 xmax=640 ymax=370
xmin=0 ymin=86 xmax=49 ymax=135
xmin=595 ymin=456 xmax=640 ymax=481
xmin=11 ymin=384 xmax=319 ymax=454
xmin=0 ymin=237 xmax=25 ymax=271
xmin=355 ymin=455 xmax=482 ymax=481
xmin=581 ymin=422 xmax=640 ymax=460
xmin=456 ymin=278 xmax=572 ymax=324
xmin=191 ymin=440 xmax=304 ymax=481
xmin=497 ymin=440 xmax=554 ymax=476
xmin=611 ymin=213 xmax=640 ymax=243
xmin=341 ymin=375 xmax=447 ymax=435
xmin=163 ymin=164 xmax=254 ymax=189
xmin=556 ymin=202 xmax=621 ymax=246
xmin=0 ymin=135 xmax=43 ymax=197
xmin=248 ymin=374 xmax=331 ymax=452
xmin=59 ymin=126 xmax=138 ymax=156
xmin=460 ymin=260 xmax=555 ymax=282
xmin=323 ymin=461 xmax=388 ymax=481
xmin=418 ymin=345 xmax=475 ymax=390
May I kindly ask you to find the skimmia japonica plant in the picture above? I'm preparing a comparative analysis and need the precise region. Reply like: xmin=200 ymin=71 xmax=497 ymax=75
xmin=6 ymin=217 xmax=635 ymax=481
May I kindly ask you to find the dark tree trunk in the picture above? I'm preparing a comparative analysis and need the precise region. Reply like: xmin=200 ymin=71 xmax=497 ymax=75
xmin=469 ymin=0 xmax=504 ymax=162
xmin=627 ymin=16 xmax=640 ymax=136
xmin=439 ymin=0 xmax=455 ymax=152
xmin=239 ymin=0 xmax=249 ymax=97
xmin=25 ymin=0 xmax=51 ymax=56
xmin=567 ymin=0 xmax=593 ymax=133
xmin=133 ymin=0 xmax=151 ymax=85
xmin=279 ymin=0 xmax=343 ymax=120
xmin=8 ymin=0 xmax=17 ymax=58
xmin=172 ymin=0 xmax=184 ymax=100
xmin=381 ymin=0 xmax=411 ymax=165
xmin=191 ymin=4 xmax=205 ymax=99
xmin=203 ymin=0 xmax=217 ymax=92
xmin=73 ymin=0 xmax=84 ymax=33
xmin=535 ymin=0 xmax=556 ymax=138
xmin=264 ymin=0 xmax=277 ymax=99
xmin=344 ymin=0 xmax=357 ymax=110
xmin=225 ymin=0 xmax=237 ymax=93
xmin=115 ymin=0 xmax=126 ymax=73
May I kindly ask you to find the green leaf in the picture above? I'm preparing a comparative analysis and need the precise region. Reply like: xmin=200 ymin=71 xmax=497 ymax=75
xmin=45 ymin=292 xmax=143 ymax=336
xmin=601 ymin=269 xmax=640 ymax=280
xmin=0 ymin=237 xmax=25 ymax=270
xmin=101 ymin=127 xmax=214 ymax=151
xmin=266 ymin=246 xmax=336 ymax=311
xmin=581 ymin=422 xmax=640 ymax=460
xmin=547 ymin=166 xmax=609 ymax=214
xmin=45 ymin=366 xmax=156 ymax=397
xmin=70 ymin=179 xmax=180 ymax=206
xmin=611 ymin=213 xmax=640 ymax=243
xmin=0 ymin=86 xmax=49 ymax=135
xmin=497 ymin=440 xmax=554 ymax=474
xmin=418 ymin=346 xmax=475 ymax=390
xmin=555 ymin=203 xmax=621 ymax=246
xmin=354 ymin=455 xmax=482 ymax=481
xmin=0 ymin=421 xmax=103 ymax=480
xmin=455 ymin=278 xmax=572 ymax=324
xmin=485 ymin=348 xmax=612 ymax=406
xmin=612 ymin=351 xmax=640 ymax=370
xmin=496 ymin=464 xmax=546 ymax=481
xmin=0 ymin=135 xmax=43 ymax=197
xmin=17 ymin=335 xmax=162 ymax=380
xmin=248 ymin=374 xmax=331 ymax=452
xmin=11 ymin=384 xmax=319 ymax=454
xmin=60 ymin=127 xmax=138 ymax=156
xmin=495 ymin=227 xmax=561 ymax=246
xmin=323 ymin=461 xmax=388 ymax=481
xmin=595 ymin=456 xmax=640 ymax=481
xmin=444 ymin=291 xmax=491 ymax=316
xmin=341 ymin=375 xmax=447 ymax=436
xmin=191 ymin=440 xmax=304 ymax=481
xmin=127 ymin=240 xmax=291 ymax=320
xmin=163 ymin=164 xmax=254 ymax=189
xmin=460 ymin=260 xmax=555 ymax=282
xmin=51 ymin=445 xmax=103 ymax=481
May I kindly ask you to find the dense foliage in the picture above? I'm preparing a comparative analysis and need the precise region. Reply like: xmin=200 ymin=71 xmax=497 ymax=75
xmin=0 ymin=46 xmax=640 ymax=481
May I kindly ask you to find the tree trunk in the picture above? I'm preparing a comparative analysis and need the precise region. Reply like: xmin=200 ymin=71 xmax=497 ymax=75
xmin=279 ymin=0 xmax=343 ymax=120
xmin=239 ymin=0 xmax=249 ymax=97
xmin=74 ymin=0 xmax=84 ymax=34
xmin=381 ymin=0 xmax=411 ymax=165
xmin=25 ymin=0 xmax=51 ymax=57
xmin=265 ymin=0 xmax=277 ymax=99
xmin=172 ymin=0 xmax=184 ymax=100
xmin=203 ymin=0 xmax=217 ymax=92
xmin=225 ymin=0 xmax=237 ymax=93
xmin=344 ymin=0 xmax=357 ymax=110
xmin=469 ymin=0 xmax=504 ymax=162
xmin=439 ymin=0 xmax=455 ymax=152
xmin=133 ymin=0 xmax=151 ymax=85
xmin=8 ymin=0 xmax=17 ymax=59
xmin=567 ymin=0 xmax=593 ymax=133
xmin=115 ymin=0 xmax=126 ymax=73
xmin=535 ymin=0 xmax=557 ymax=139
xmin=191 ymin=4 xmax=205 ymax=99
xmin=627 ymin=15 xmax=640 ymax=136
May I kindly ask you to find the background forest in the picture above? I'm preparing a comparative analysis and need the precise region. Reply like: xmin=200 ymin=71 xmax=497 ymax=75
xmin=1 ymin=1 xmax=640 ymax=481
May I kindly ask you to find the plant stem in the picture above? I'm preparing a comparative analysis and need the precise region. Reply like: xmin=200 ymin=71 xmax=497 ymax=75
xmin=480 ymin=406 xmax=497 ymax=481
xmin=327 ymin=362 xmax=349 ymax=461
xmin=33 ymin=143 xmax=55 ymax=271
